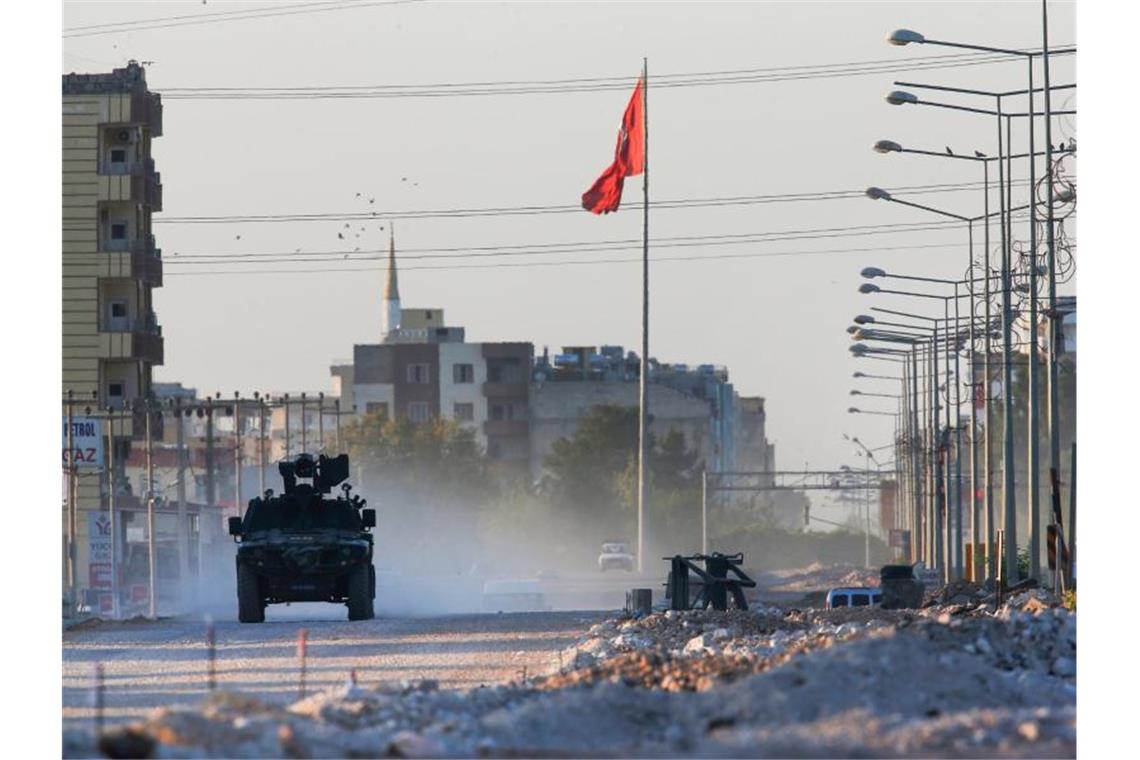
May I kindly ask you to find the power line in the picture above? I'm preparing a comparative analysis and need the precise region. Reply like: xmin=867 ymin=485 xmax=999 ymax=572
xmin=148 ymin=179 xmax=1034 ymax=226
xmin=157 ymin=50 xmax=1075 ymax=100
xmin=62 ymin=0 xmax=420 ymax=38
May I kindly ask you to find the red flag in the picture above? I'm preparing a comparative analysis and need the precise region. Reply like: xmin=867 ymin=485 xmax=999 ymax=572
xmin=582 ymin=77 xmax=645 ymax=214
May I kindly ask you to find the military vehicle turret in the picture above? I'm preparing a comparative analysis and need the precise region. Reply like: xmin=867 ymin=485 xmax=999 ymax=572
xmin=228 ymin=453 xmax=376 ymax=623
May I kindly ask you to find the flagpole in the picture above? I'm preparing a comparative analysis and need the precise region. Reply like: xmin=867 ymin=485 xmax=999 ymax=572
xmin=637 ymin=57 xmax=649 ymax=574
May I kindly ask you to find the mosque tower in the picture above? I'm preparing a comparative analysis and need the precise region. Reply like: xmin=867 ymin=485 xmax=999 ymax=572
xmin=381 ymin=225 xmax=401 ymax=340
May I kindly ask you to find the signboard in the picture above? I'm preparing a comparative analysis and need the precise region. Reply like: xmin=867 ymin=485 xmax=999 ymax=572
xmin=63 ymin=416 xmax=104 ymax=470
xmin=88 ymin=511 xmax=114 ymax=615
xmin=88 ymin=511 xmax=113 ymax=564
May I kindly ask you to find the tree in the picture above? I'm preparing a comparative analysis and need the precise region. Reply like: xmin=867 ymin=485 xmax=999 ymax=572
xmin=541 ymin=405 xmax=640 ymax=518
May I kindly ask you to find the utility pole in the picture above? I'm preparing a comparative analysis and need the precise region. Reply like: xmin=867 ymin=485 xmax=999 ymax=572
xmin=284 ymin=393 xmax=291 ymax=459
xmin=300 ymin=392 xmax=307 ymax=453
xmin=106 ymin=405 xmax=119 ymax=620
xmin=174 ymin=397 xmax=189 ymax=604
xmin=233 ymin=392 xmax=243 ymax=517
xmin=255 ymin=392 xmax=266 ymax=494
xmin=334 ymin=400 xmax=342 ymax=454
xmin=65 ymin=389 xmax=77 ymax=614
xmin=701 ymin=470 xmax=708 ymax=555
xmin=145 ymin=396 xmax=157 ymax=620
xmin=205 ymin=397 xmax=216 ymax=510
xmin=317 ymin=392 xmax=325 ymax=452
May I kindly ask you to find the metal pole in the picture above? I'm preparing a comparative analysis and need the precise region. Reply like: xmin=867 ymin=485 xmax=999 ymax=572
xmin=942 ymin=300 xmax=952 ymax=584
xmin=932 ymin=322 xmax=943 ymax=577
xmin=175 ymin=397 xmax=189 ymax=604
xmin=999 ymin=100 xmax=1019 ymax=584
xmin=257 ymin=394 xmax=266 ymax=494
xmin=145 ymin=397 xmax=157 ymax=620
xmin=1042 ymin=0 xmax=1063 ymax=548
xmin=701 ymin=470 xmax=708 ymax=554
xmin=300 ymin=392 xmax=307 ymax=453
xmin=334 ymin=400 xmax=342 ymax=453
xmin=205 ymin=399 xmax=216 ymax=509
xmin=910 ymin=348 xmax=922 ymax=563
xmin=234 ymin=392 xmax=242 ymax=517
xmin=966 ymin=230 xmax=979 ymax=581
xmin=66 ymin=389 xmax=77 ymax=613
xmin=864 ymin=457 xmax=871 ymax=568
xmin=636 ymin=57 xmax=649 ymax=573
xmin=107 ymin=406 xmax=119 ymax=620
xmin=983 ymin=161 xmax=995 ymax=581
xmin=318 ymin=393 xmax=325 ymax=453
xmin=284 ymin=394 xmax=291 ymax=459
xmin=1067 ymin=441 xmax=1076 ymax=585
xmin=1026 ymin=57 xmax=1041 ymax=580
xmin=953 ymin=287 xmax=964 ymax=581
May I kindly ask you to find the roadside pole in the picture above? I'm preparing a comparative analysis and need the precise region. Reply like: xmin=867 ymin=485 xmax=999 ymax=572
xmin=300 ymin=392 xmax=308 ymax=453
xmin=334 ymin=400 xmax=342 ymax=454
xmin=701 ymin=470 xmax=708 ymax=555
xmin=174 ymin=397 xmax=189 ymax=606
xmin=106 ymin=405 xmax=119 ymax=620
xmin=66 ymin=389 xmax=77 ymax=615
xmin=234 ymin=392 xmax=243 ymax=519
xmin=318 ymin=392 xmax=325 ymax=452
xmin=284 ymin=393 xmax=291 ymax=459
xmin=145 ymin=397 xmax=157 ymax=620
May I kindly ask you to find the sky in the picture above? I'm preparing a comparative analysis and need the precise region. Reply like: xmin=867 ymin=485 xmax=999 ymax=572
xmin=62 ymin=0 xmax=1077 ymax=516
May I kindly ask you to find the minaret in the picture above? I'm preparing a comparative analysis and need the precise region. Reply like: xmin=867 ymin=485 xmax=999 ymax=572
xmin=382 ymin=224 xmax=401 ymax=340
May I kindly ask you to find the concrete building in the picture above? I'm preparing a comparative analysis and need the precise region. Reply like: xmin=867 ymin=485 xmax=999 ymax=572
xmin=331 ymin=236 xmax=533 ymax=468
xmin=529 ymin=346 xmax=773 ymax=481
xmin=63 ymin=62 xmax=164 ymax=608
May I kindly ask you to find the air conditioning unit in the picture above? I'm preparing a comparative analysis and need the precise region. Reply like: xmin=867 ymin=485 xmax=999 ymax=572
xmin=113 ymin=128 xmax=134 ymax=144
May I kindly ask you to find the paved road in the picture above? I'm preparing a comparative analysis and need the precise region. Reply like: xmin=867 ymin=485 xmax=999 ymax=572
xmin=63 ymin=606 xmax=605 ymax=732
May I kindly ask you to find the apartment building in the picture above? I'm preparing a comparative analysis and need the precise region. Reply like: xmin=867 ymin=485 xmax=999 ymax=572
xmin=63 ymin=62 xmax=164 ymax=606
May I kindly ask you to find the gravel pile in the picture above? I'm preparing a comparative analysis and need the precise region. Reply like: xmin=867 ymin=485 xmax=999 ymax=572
xmin=65 ymin=590 xmax=1075 ymax=758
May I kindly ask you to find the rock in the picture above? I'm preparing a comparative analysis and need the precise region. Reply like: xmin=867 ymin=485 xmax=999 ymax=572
xmin=1017 ymin=721 xmax=1040 ymax=741
xmin=1051 ymin=656 xmax=1076 ymax=678
xmin=683 ymin=633 xmax=717 ymax=655
xmin=388 ymin=730 xmax=444 ymax=758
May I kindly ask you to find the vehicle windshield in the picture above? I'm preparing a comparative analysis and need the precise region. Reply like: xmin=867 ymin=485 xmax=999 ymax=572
xmin=243 ymin=497 xmax=362 ymax=533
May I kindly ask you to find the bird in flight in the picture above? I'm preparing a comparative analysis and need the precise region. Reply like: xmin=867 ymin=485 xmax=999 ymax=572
xmin=235 ymin=234 xmax=241 ymax=240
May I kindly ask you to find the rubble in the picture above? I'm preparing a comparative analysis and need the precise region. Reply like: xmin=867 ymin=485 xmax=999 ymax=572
xmin=64 ymin=578 xmax=1076 ymax=758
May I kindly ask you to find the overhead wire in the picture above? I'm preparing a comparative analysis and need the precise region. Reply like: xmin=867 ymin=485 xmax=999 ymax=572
xmin=62 ymin=0 xmax=421 ymax=38
xmin=148 ymin=179 xmax=1036 ymax=226
xmin=158 ymin=50 xmax=1075 ymax=100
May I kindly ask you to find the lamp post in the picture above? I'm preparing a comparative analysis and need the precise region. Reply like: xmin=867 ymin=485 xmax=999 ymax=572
xmin=883 ymin=33 xmax=1077 ymax=581
xmin=859 ymin=280 xmax=965 ymax=580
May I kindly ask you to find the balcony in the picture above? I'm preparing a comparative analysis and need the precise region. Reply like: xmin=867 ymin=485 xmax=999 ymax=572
xmin=484 ymin=419 xmax=529 ymax=437
xmin=482 ymin=381 xmax=528 ymax=399
xmin=99 ymin=313 xmax=164 ymax=365
xmin=98 ymin=235 xmax=163 ymax=286
xmin=96 ymin=166 xmax=162 ymax=210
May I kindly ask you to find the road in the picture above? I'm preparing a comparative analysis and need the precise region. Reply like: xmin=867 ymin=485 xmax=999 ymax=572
xmin=62 ymin=606 xmax=605 ymax=732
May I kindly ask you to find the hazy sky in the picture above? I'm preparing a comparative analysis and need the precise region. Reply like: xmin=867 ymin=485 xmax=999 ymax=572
xmin=63 ymin=1 xmax=1076 ymax=515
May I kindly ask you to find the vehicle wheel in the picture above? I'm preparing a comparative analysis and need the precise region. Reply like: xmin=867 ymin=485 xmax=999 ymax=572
xmin=237 ymin=564 xmax=264 ymax=623
xmin=347 ymin=563 xmax=371 ymax=621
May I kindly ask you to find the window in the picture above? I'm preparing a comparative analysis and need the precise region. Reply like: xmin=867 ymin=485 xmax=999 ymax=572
xmin=453 ymin=403 xmax=474 ymax=422
xmin=108 ymin=382 xmax=124 ymax=398
xmin=110 ymin=148 xmax=127 ymax=164
xmin=110 ymin=302 xmax=127 ymax=318
xmin=487 ymin=359 xmax=521 ymax=383
xmin=490 ymin=403 xmax=507 ymax=421
xmin=453 ymin=363 xmax=474 ymax=383
xmin=406 ymin=363 xmax=431 ymax=384
xmin=830 ymin=594 xmax=849 ymax=608
xmin=110 ymin=223 xmax=127 ymax=240
xmin=407 ymin=402 xmax=430 ymax=424
xmin=365 ymin=402 xmax=389 ymax=420
xmin=852 ymin=594 xmax=870 ymax=607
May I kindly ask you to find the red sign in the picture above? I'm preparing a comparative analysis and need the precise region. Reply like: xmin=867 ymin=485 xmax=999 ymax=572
xmin=89 ymin=562 xmax=112 ymax=589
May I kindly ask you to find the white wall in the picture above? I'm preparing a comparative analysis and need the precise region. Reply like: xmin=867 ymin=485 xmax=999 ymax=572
xmin=439 ymin=343 xmax=487 ymax=447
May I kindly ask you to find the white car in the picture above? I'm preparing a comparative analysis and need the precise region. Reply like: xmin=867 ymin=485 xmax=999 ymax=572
xmin=598 ymin=542 xmax=635 ymax=572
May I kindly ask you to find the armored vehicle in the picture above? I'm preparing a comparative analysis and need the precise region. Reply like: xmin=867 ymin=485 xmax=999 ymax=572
xmin=228 ymin=453 xmax=376 ymax=623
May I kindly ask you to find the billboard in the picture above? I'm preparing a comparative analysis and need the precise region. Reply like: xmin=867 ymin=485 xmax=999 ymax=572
xmin=63 ymin=416 xmax=104 ymax=470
